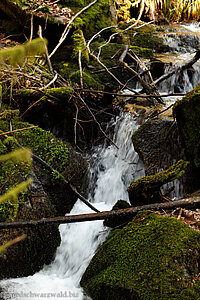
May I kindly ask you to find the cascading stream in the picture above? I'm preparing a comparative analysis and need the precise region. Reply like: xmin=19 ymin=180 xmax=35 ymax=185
xmin=0 ymin=113 xmax=145 ymax=300
xmin=1 ymin=22 xmax=200 ymax=300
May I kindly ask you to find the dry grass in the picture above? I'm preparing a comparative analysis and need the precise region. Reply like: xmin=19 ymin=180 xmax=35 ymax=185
xmin=146 ymin=0 xmax=200 ymax=21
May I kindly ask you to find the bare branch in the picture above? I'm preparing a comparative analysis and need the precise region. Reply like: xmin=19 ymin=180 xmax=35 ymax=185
xmin=1 ymin=196 xmax=200 ymax=229
xmin=49 ymin=0 xmax=98 ymax=58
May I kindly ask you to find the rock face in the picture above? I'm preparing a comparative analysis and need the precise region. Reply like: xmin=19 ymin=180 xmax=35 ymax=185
xmin=81 ymin=211 xmax=200 ymax=300
xmin=0 ymin=118 xmax=88 ymax=279
xmin=173 ymin=84 xmax=200 ymax=169
xmin=0 ymin=174 xmax=61 ymax=279
xmin=132 ymin=119 xmax=184 ymax=175
xmin=132 ymin=119 xmax=197 ymax=195
xmin=173 ymin=84 xmax=200 ymax=192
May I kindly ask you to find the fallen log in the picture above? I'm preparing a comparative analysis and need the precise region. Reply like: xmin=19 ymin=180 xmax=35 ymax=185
xmin=1 ymin=196 xmax=200 ymax=229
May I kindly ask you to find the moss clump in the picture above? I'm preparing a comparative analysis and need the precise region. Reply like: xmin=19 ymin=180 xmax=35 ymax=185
xmin=131 ymin=31 xmax=164 ymax=51
xmin=0 ymin=119 xmax=69 ymax=221
xmin=173 ymin=83 xmax=200 ymax=168
xmin=60 ymin=0 xmax=115 ymax=36
xmin=128 ymin=160 xmax=189 ymax=206
xmin=0 ymin=137 xmax=32 ymax=222
xmin=1 ymin=120 xmax=68 ymax=171
xmin=81 ymin=211 xmax=200 ymax=300
xmin=71 ymin=29 xmax=89 ymax=65
xmin=19 ymin=87 xmax=74 ymax=101
xmin=70 ymin=70 xmax=102 ymax=89
xmin=94 ymin=42 xmax=153 ymax=59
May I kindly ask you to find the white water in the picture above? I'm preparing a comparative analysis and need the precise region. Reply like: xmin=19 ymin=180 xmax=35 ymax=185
xmin=0 ymin=113 xmax=145 ymax=300
xmin=2 ymin=22 xmax=200 ymax=300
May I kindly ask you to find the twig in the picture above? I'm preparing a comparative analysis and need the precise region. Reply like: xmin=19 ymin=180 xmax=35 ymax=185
xmin=150 ymin=104 xmax=174 ymax=120
xmin=97 ymin=32 xmax=118 ymax=59
xmin=74 ymin=91 xmax=119 ymax=149
xmin=74 ymin=102 xmax=79 ymax=146
xmin=19 ymin=144 xmax=100 ymax=213
xmin=38 ymin=25 xmax=53 ymax=75
xmin=75 ymin=88 xmax=185 ymax=98
xmin=0 ymin=126 xmax=38 ymax=136
xmin=39 ymin=72 xmax=58 ymax=90
xmin=30 ymin=13 xmax=33 ymax=41
xmin=78 ymin=50 xmax=83 ymax=89
xmin=119 ymin=44 xmax=164 ymax=104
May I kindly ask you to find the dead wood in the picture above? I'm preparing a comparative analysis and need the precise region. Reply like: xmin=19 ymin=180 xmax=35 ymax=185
xmin=1 ymin=196 xmax=200 ymax=229
xmin=75 ymin=88 xmax=185 ymax=98
xmin=154 ymin=50 xmax=200 ymax=86
xmin=119 ymin=44 xmax=164 ymax=104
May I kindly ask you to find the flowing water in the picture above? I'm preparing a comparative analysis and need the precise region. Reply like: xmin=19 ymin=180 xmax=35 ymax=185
xmin=2 ymin=22 xmax=200 ymax=300
xmin=0 ymin=113 xmax=145 ymax=300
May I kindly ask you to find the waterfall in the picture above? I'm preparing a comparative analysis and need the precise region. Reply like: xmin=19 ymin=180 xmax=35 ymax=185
xmin=2 ymin=22 xmax=200 ymax=300
xmin=0 ymin=113 xmax=145 ymax=300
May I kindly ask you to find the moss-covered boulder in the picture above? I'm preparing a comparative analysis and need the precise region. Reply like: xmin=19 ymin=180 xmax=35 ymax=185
xmin=81 ymin=211 xmax=200 ymax=300
xmin=128 ymin=160 xmax=188 ymax=206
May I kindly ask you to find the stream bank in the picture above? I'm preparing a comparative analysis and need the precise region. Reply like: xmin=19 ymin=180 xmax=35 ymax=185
xmin=1 ymin=2 xmax=200 ymax=299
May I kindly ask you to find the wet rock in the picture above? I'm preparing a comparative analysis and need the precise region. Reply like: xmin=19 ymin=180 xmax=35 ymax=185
xmin=128 ymin=160 xmax=188 ymax=206
xmin=173 ymin=84 xmax=200 ymax=192
xmin=103 ymin=200 xmax=131 ymax=228
xmin=81 ymin=211 xmax=200 ymax=300
xmin=0 ymin=172 xmax=61 ymax=280
xmin=132 ymin=119 xmax=184 ymax=175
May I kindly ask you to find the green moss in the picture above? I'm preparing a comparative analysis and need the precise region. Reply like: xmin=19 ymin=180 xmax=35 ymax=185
xmin=0 ymin=109 xmax=19 ymax=121
xmin=128 ymin=160 xmax=189 ymax=205
xmin=131 ymin=31 xmax=164 ymax=51
xmin=59 ymin=0 xmax=115 ymax=36
xmin=0 ymin=137 xmax=32 ymax=222
xmin=129 ymin=160 xmax=188 ymax=192
xmin=0 ymin=120 xmax=69 ymax=221
xmin=173 ymin=84 xmax=200 ymax=168
xmin=71 ymin=29 xmax=89 ymax=65
xmin=17 ymin=87 xmax=74 ymax=107
xmin=60 ymin=62 xmax=79 ymax=79
xmin=81 ymin=211 xmax=200 ymax=299
xmin=70 ymin=70 xmax=102 ymax=89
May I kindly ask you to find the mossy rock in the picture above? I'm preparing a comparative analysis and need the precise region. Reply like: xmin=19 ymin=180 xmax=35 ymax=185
xmin=0 ymin=174 xmax=61 ymax=279
xmin=70 ymin=70 xmax=103 ymax=89
xmin=0 ymin=124 xmax=61 ymax=279
xmin=59 ymin=0 xmax=116 ymax=36
xmin=173 ymin=83 xmax=200 ymax=169
xmin=0 ymin=119 xmax=88 ymax=214
xmin=81 ymin=211 xmax=200 ymax=300
xmin=0 ymin=118 xmax=88 ymax=279
xmin=128 ymin=160 xmax=189 ymax=206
